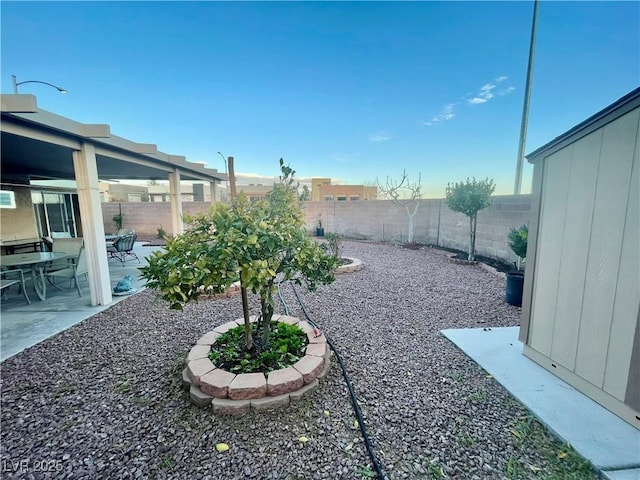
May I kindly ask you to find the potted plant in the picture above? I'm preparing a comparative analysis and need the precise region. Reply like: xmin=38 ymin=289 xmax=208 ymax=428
xmin=316 ymin=215 xmax=325 ymax=237
xmin=141 ymin=159 xmax=337 ymax=370
xmin=505 ymin=224 xmax=528 ymax=307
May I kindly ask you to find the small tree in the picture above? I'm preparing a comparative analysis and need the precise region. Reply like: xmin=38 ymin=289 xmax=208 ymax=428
xmin=445 ymin=177 xmax=496 ymax=261
xmin=112 ymin=213 xmax=124 ymax=231
xmin=141 ymin=159 xmax=337 ymax=353
xmin=377 ymin=170 xmax=422 ymax=244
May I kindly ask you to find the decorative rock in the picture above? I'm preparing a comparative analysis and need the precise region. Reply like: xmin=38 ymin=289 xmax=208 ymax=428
xmin=200 ymin=369 xmax=236 ymax=398
xmin=251 ymin=393 xmax=290 ymax=411
xmin=196 ymin=331 xmax=220 ymax=346
xmin=289 ymin=379 xmax=319 ymax=402
xmin=187 ymin=344 xmax=211 ymax=362
xmin=212 ymin=397 xmax=251 ymax=415
xmin=305 ymin=343 xmax=327 ymax=358
xmin=228 ymin=373 xmax=267 ymax=400
xmin=181 ymin=368 xmax=192 ymax=391
xmin=293 ymin=355 xmax=324 ymax=384
xmin=189 ymin=384 xmax=213 ymax=408
xmin=267 ymin=368 xmax=304 ymax=396
xmin=187 ymin=358 xmax=216 ymax=386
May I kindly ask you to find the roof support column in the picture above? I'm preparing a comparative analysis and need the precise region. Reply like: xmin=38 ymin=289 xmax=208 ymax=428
xmin=73 ymin=141 xmax=113 ymax=306
xmin=169 ymin=169 xmax=183 ymax=235
xmin=209 ymin=181 xmax=217 ymax=206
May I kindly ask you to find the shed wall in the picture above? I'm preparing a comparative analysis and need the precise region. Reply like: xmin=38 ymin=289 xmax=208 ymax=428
xmin=526 ymin=107 xmax=640 ymax=427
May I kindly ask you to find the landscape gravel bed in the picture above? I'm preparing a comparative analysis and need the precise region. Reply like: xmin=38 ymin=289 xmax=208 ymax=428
xmin=0 ymin=241 xmax=587 ymax=479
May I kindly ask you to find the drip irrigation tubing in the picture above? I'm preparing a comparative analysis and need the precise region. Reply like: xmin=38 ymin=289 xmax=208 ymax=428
xmin=276 ymin=280 xmax=388 ymax=480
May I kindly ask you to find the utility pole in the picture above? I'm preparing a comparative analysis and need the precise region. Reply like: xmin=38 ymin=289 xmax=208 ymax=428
xmin=514 ymin=0 xmax=539 ymax=195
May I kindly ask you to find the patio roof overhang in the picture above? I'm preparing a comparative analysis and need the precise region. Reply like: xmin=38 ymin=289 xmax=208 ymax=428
xmin=1 ymin=94 xmax=227 ymax=184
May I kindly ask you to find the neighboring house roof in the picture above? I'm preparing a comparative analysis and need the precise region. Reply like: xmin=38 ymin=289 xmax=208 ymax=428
xmin=527 ymin=87 xmax=640 ymax=164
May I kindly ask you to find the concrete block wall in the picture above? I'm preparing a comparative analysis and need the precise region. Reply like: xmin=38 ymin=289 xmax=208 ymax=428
xmin=101 ymin=195 xmax=531 ymax=264
xmin=0 ymin=186 xmax=39 ymax=240
xmin=101 ymin=201 xmax=213 ymax=236
xmin=304 ymin=194 xmax=532 ymax=264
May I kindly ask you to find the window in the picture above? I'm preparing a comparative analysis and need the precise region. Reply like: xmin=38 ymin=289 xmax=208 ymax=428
xmin=350 ymin=195 xmax=359 ymax=201
xmin=337 ymin=196 xmax=347 ymax=201
xmin=323 ymin=195 xmax=334 ymax=201
xmin=0 ymin=190 xmax=16 ymax=209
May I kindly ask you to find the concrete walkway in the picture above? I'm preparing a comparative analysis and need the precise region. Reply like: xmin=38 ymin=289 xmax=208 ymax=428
xmin=441 ymin=327 xmax=640 ymax=480
xmin=0 ymin=242 xmax=163 ymax=361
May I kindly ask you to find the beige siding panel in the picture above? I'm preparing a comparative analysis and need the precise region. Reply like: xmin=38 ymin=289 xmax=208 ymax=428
xmin=576 ymin=110 xmax=638 ymax=387
xmin=604 ymin=112 xmax=640 ymax=400
xmin=550 ymin=131 xmax=601 ymax=370
xmin=529 ymin=149 xmax=571 ymax=357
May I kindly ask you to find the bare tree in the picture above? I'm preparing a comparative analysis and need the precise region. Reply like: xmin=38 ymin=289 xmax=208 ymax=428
xmin=377 ymin=170 xmax=422 ymax=243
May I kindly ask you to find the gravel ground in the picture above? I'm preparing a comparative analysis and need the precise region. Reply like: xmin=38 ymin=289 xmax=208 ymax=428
xmin=0 ymin=241 xmax=591 ymax=479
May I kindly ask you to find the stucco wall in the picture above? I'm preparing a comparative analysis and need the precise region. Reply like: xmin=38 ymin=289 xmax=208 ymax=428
xmin=0 ymin=186 xmax=38 ymax=240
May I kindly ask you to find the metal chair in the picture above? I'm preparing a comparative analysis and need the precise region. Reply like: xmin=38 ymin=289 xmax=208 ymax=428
xmin=43 ymin=246 xmax=88 ymax=297
xmin=0 ymin=268 xmax=31 ymax=304
xmin=107 ymin=233 xmax=140 ymax=267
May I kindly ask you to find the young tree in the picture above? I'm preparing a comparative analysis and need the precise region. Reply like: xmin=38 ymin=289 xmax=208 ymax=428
xmin=445 ymin=177 xmax=496 ymax=261
xmin=377 ymin=170 xmax=422 ymax=244
xmin=141 ymin=159 xmax=338 ymax=353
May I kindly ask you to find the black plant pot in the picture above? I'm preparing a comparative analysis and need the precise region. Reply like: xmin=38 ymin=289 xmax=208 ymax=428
xmin=316 ymin=227 xmax=325 ymax=237
xmin=505 ymin=271 xmax=524 ymax=307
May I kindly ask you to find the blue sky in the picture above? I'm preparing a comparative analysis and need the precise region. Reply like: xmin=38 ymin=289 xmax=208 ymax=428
xmin=2 ymin=1 xmax=638 ymax=197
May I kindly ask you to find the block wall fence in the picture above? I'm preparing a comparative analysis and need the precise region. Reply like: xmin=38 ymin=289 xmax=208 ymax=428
xmin=102 ymin=194 xmax=532 ymax=264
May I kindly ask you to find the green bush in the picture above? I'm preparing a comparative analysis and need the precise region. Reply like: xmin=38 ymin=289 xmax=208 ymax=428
xmin=508 ymin=224 xmax=528 ymax=260
xmin=209 ymin=322 xmax=307 ymax=374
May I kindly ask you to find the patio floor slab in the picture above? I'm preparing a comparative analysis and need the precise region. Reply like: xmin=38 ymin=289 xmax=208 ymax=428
xmin=1 ymin=243 xmax=162 ymax=361
xmin=441 ymin=327 xmax=640 ymax=477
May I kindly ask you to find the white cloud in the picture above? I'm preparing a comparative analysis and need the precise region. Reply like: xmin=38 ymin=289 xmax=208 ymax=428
xmin=370 ymin=132 xmax=391 ymax=142
xmin=424 ymin=75 xmax=514 ymax=126
xmin=424 ymin=103 xmax=456 ymax=126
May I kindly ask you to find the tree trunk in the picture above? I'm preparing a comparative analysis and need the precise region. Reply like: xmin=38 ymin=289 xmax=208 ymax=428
xmin=469 ymin=215 xmax=477 ymax=262
xmin=240 ymin=283 xmax=254 ymax=351
xmin=406 ymin=204 xmax=414 ymax=243
xmin=260 ymin=296 xmax=273 ymax=348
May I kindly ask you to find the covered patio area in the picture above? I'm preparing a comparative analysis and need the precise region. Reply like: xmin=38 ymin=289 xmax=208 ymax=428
xmin=0 ymin=241 xmax=163 ymax=361
xmin=1 ymin=93 xmax=225 ymax=308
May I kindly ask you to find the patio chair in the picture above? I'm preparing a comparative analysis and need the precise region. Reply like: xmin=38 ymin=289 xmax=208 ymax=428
xmin=107 ymin=233 xmax=140 ymax=267
xmin=43 ymin=246 xmax=88 ymax=297
xmin=0 ymin=268 xmax=31 ymax=305
xmin=48 ymin=237 xmax=84 ymax=272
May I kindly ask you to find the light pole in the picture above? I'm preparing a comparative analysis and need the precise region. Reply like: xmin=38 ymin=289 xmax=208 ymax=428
xmin=12 ymin=75 xmax=67 ymax=94
xmin=514 ymin=0 xmax=539 ymax=195
xmin=217 ymin=151 xmax=230 ymax=201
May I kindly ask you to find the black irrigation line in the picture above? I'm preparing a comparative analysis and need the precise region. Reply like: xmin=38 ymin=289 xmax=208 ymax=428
xmin=276 ymin=280 xmax=388 ymax=480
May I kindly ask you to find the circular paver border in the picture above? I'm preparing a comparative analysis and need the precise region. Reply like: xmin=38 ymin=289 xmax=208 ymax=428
xmin=181 ymin=315 xmax=331 ymax=414
xmin=335 ymin=257 xmax=363 ymax=274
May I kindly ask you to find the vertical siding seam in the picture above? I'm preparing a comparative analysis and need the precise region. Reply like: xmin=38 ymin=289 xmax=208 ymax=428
xmin=573 ymin=129 xmax=605 ymax=375
xmin=548 ymin=147 xmax=573 ymax=360
xmin=602 ymin=111 xmax=640 ymax=394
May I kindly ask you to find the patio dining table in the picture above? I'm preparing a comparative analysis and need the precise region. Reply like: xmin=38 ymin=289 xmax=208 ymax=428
xmin=0 ymin=252 xmax=69 ymax=301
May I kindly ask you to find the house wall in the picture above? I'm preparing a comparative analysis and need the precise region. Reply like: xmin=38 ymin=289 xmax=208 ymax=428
xmin=524 ymin=106 xmax=640 ymax=428
xmin=0 ymin=185 xmax=38 ymax=240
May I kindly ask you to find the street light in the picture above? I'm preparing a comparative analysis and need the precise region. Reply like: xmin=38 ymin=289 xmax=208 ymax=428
xmin=217 ymin=151 xmax=230 ymax=200
xmin=12 ymin=75 xmax=67 ymax=94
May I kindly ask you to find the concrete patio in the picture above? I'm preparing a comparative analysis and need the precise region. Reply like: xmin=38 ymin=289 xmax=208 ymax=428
xmin=0 ymin=242 xmax=163 ymax=361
